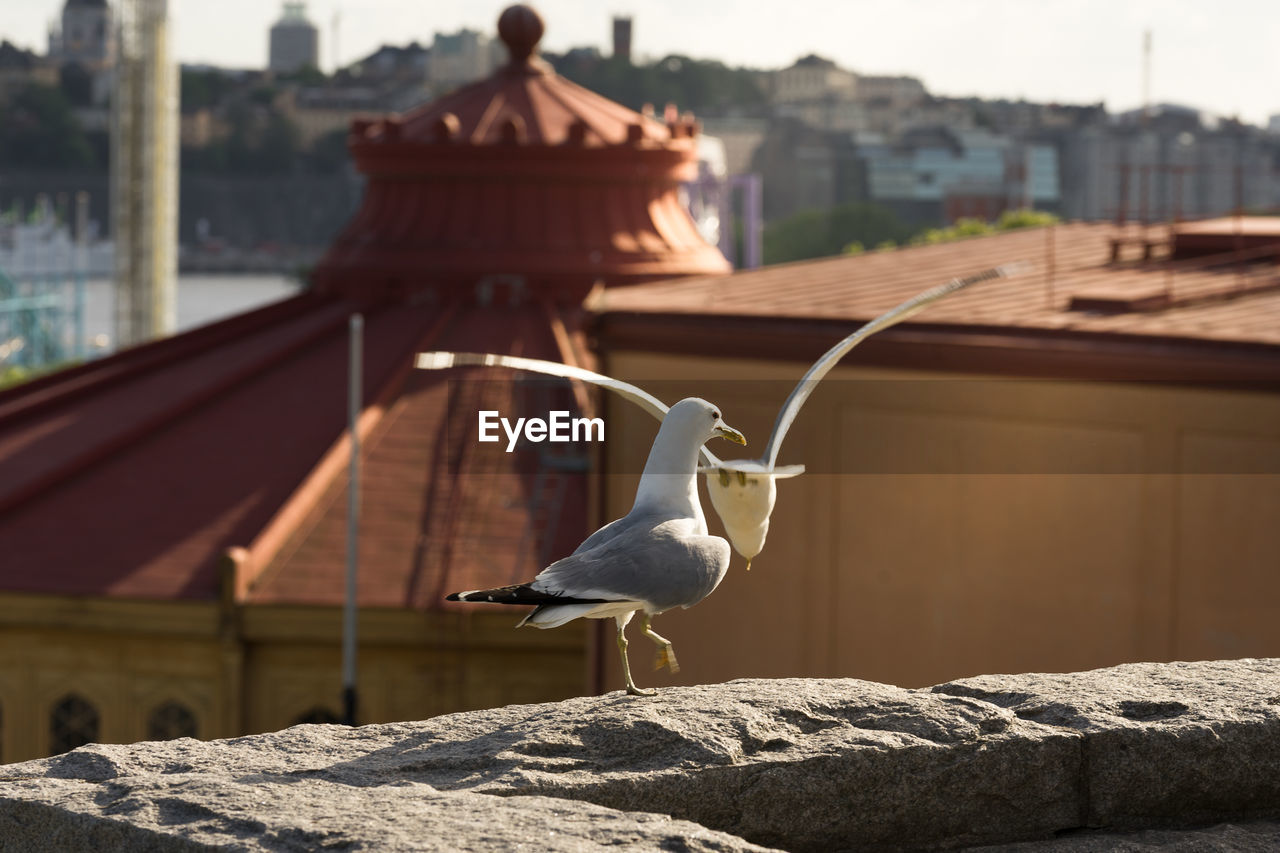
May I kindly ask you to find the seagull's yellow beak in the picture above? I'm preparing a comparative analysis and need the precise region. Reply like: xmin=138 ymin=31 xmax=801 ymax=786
xmin=714 ymin=422 xmax=747 ymax=446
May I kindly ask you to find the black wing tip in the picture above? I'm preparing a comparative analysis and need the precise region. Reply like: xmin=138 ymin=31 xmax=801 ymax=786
xmin=445 ymin=584 xmax=611 ymax=607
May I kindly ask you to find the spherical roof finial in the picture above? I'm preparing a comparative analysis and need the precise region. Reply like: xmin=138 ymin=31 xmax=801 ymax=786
xmin=498 ymin=4 xmax=545 ymax=66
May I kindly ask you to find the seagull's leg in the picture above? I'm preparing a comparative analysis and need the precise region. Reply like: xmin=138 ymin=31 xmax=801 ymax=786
xmin=616 ymin=612 xmax=654 ymax=696
xmin=736 ymin=471 xmax=748 ymax=487
xmin=717 ymin=469 xmax=731 ymax=488
xmin=641 ymin=613 xmax=680 ymax=674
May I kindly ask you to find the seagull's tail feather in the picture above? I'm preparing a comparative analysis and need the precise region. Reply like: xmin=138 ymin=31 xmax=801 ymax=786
xmin=447 ymin=583 xmax=610 ymax=607
xmin=519 ymin=602 xmax=606 ymax=629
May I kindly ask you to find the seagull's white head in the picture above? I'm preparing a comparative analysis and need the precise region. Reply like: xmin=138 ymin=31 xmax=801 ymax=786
xmin=662 ymin=398 xmax=747 ymax=449
xmin=634 ymin=398 xmax=746 ymax=514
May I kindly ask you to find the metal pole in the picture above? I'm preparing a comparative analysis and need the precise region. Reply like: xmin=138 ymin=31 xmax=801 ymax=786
xmin=343 ymin=312 xmax=363 ymax=726
xmin=75 ymin=192 xmax=88 ymax=360
xmin=744 ymin=174 xmax=762 ymax=269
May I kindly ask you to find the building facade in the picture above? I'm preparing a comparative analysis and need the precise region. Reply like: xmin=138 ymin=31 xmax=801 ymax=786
xmin=1052 ymin=114 xmax=1278 ymax=222
xmin=0 ymin=4 xmax=726 ymax=763
xmin=268 ymin=1 xmax=319 ymax=73
xmin=857 ymin=127 xmax=1060 ymax=225
xmin=771 ymin=54 xmax=856 ymax=103
xmin=427 ymin=29 xmax=499 ymax=94
xmin=48 ymin=0 xmax=115 ymax=69
xmin=591 ymin=220 xmax=1280 ymax=690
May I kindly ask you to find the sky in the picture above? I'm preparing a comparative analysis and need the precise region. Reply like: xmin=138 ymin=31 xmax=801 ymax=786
xmin=4 ymin=0 xmax=1279 ymax=127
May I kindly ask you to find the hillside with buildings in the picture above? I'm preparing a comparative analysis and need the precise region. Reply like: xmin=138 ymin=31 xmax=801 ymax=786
xmin=3 ymin=0 xmax=1279 ymax=269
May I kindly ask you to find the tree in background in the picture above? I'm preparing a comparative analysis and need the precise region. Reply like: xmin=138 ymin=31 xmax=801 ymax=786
xmin=58 ymin=62 xmax=93 ymax=108
xmin=0 ymin=84 xmax=96 ymax=170
xmin=550 ymin=54 xmax=766 ymax=114
xmin=766 ymin=205 xmax=1063 ymax=264
xmin=181 ymin=68 xmax=238 ymax=112
xmin=900 ymin=209 xmax=1060 ymax=248
xmin=764 ymin=202 xmax=914 ymax=265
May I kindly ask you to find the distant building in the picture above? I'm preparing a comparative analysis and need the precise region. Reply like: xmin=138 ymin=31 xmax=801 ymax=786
xmin=699 ymin=117 xmax=769 ymax=176
xmin=268 ymin=1 xmax=319 ymax=73
xmin=0 ymin=40 xmax=59 ymax=103
xmin=44 ymin=0 xmax=116 ymax=107
xmin=854 ymin=74 xmax=926 ymax=108
xmin=274 ymin=84 xmax=420 ymax=148
xmin=771 ymin=60 xmax=931 ymax=136
xmin=612 ymin=16 xmax=632 ymax=62
xmin=749 ymin=118 xmax=865 ymax=220
xmin=356 ymin=41 xmax=430 ymax=81
xmin=47 ymin=0 xmax=115 ymax=70
xmin=179 ymin=106 xmax=224 ymax=147
xmin=771 ymin=54 xmax=856 ymax=103
xmin=857 ymin=127 xmax=1060 ymax=225
xmin=428 ymin=28 xmax=500 ymax=94
xmin=775 ymin=94 xmax=868 ymax=133
xmin=1051 ymin=108 xmax=1278 ymax=222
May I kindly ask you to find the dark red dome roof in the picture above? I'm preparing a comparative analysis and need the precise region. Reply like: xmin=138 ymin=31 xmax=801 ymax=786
xmin=312 ymin=4 xmax=729 ymax=303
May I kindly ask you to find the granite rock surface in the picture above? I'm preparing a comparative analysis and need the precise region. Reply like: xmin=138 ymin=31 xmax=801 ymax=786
xmin=1 ymin=658 xmax=1277 ymax=852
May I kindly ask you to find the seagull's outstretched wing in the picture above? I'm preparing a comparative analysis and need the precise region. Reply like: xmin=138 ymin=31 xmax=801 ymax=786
xmin=415 ymin=351 xmax=725 ymax=467
xmin=762 ymin=263 xmax=1021 ymax=469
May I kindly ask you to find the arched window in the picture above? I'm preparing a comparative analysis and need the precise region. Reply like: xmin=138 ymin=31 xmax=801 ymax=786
xmin=50 ymin=693 xmax=99 ymax=755
xmin=293 ymin=706 xmax=340 ymax=725
xmin=147 ymin=701 xmax=198 ymax=741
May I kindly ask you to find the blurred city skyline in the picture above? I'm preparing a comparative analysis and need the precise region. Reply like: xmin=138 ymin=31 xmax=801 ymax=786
xmin=3 ymin=0 xmax=1278 ymax=127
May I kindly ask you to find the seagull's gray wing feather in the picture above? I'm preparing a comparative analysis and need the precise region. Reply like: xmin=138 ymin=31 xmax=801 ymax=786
xmin=762 ymin=263 xmax=1019 ymax=468
xmin=416 ymin=351 xmax=725 ymax=468
xmin=531 ymin=516 xmax=730 ymax=612
xmin=572 ymin=515 xmax=627 ymax=555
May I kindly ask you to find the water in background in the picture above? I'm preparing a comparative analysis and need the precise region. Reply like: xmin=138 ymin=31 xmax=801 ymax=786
xmin=83 ymin=274 xmax=302 ymax=354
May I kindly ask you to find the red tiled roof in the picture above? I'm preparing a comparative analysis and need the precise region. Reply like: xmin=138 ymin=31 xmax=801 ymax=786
xmin=0 ymin=294 xmax=434 ymax=600
xmin=249 ymin=306 xmax=588 ymax=609
xmin=595 ymin=222 xmax=1280 ymax=348
xmin=0 ymin=293 xmax=587 ymax=607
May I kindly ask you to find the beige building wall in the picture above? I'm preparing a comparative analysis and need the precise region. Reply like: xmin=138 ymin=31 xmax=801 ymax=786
xmin=772 ymin=62 xmax=856 ymax=103
xmin=598 ymin=351 xmax=1280 ymax=692
xmin=0 ymin=595 xmax=589 ymax=763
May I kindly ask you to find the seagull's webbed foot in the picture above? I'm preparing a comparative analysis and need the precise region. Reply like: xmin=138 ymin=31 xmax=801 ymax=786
xmin=641 ymin=614 xmax=681 ymax=674
xmin=616 ymin=615 xmax=655 ymax=696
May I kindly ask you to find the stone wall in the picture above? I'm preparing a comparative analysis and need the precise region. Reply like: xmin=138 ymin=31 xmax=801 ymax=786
xmin=1 ymin=659 xmax=1277 ymax=851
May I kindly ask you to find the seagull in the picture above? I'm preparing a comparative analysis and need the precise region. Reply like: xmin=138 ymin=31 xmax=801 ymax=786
xmin=446 ymin=398 xmax=747 ymax=696
xmin=419 ymin=264 xmax=1016 ymax=568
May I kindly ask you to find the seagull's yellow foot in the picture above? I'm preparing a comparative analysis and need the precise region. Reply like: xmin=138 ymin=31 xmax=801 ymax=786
xmin=745 ymin=557 xmax=752 ymax=572
xmin=653 ymin=644 xmax=681 ymax=674
xmin=640 ymin=614 xmax=680 ymax=674
xmin=718 ymin=469 xmax=731 ymax=488
xmin=736 ymin=470 xmax=748 ymax=487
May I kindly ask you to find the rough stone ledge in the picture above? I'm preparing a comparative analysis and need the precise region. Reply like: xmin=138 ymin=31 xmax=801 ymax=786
xmin=1 ymin=658 xmax=1277 ymax=852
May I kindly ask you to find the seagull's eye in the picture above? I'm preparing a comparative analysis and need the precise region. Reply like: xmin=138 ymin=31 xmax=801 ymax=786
xmin=712 ymin=410 xmax=720 ymax=419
